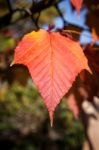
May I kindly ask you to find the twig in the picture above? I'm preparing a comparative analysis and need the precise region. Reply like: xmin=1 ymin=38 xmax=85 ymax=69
xmin=63 ymin=29 xmax=92 ymax=38
xmin=54 ymin=4 xmax=67 ymax=25
xmin=6 ymin=0 xmax=13 ymax=13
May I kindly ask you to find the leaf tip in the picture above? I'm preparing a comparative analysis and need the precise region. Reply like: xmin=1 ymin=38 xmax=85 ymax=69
xmin=87 ymin=67 xmax=92 ymax=75
xmin=10 ymin=61 xmax=14 ymax=67
xmin=49 ymin=111 xmax=54 ymax=127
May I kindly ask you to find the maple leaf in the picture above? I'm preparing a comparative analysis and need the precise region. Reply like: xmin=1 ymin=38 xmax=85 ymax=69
xmin=71 ymin=0 xmax=83 ymax=14
xmin=13 ymin=29 xmax=90 ymax=126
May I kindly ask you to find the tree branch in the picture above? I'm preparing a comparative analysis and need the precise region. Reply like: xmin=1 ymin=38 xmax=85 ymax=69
xmin=0 ymin=0 xmax=64 ymax=29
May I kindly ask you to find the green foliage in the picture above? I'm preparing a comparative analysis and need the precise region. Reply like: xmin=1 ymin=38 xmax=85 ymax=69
xmin=0 ymin=34 xmax=15 ymax=52
xmin=38 ymin=6 xmax=59 ymax=25
xmin=0 ymin=81 xmax=85 ymax=149
xmin=0 ymin=81 xmax=46 ymax=131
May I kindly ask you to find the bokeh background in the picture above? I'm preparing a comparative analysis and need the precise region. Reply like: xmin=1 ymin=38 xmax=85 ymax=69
xmin=0 ymin=0 xmax=99 ymax=150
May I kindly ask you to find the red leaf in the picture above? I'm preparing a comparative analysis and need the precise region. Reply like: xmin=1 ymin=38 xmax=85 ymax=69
xmin=71 ymin=0 xmax=83 ymax=14
xmin=13 ymin=29 xmax=90 ymax=125
xmin=67 ymin=93 xmax=79 ymax=118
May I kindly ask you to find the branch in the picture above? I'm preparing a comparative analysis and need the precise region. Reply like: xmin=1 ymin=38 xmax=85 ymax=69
xmin=0 ymin=0 xmax=64 ymax=29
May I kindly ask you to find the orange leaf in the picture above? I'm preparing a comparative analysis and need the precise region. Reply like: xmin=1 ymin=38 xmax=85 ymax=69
xmin=71 ymin=0 xmax=83 ymax=15
xmin=13 ymin=29 xmax=90 ymax=125
xmin=92 ymin=28 xmax=99 ymax=43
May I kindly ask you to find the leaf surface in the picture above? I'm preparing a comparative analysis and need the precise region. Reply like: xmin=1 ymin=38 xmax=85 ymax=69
xmin=13 ymin=29 xmax=90 ymax=125
xmin=71 ymin=0 xmax=83 ymax=14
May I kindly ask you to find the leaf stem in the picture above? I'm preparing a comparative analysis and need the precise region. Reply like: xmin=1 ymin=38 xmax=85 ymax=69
xmin=63 ymin=29 xmax=92 ymax=38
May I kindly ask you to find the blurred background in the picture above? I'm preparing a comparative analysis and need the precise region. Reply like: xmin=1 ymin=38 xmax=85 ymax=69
xmin=0 ymin=0 xmax=99 ymax=150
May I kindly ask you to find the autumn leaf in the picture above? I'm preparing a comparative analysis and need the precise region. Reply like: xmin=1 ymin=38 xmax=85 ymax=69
xmin=71 ymin=0 xmax=83 ymax=14
xmin=13 ymin=29 xmax=90 ymax=126
xmin=67 ymin=93 xmax=79 ymax=118
xmin=92 ymin=28 xmax=99 ymax=43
